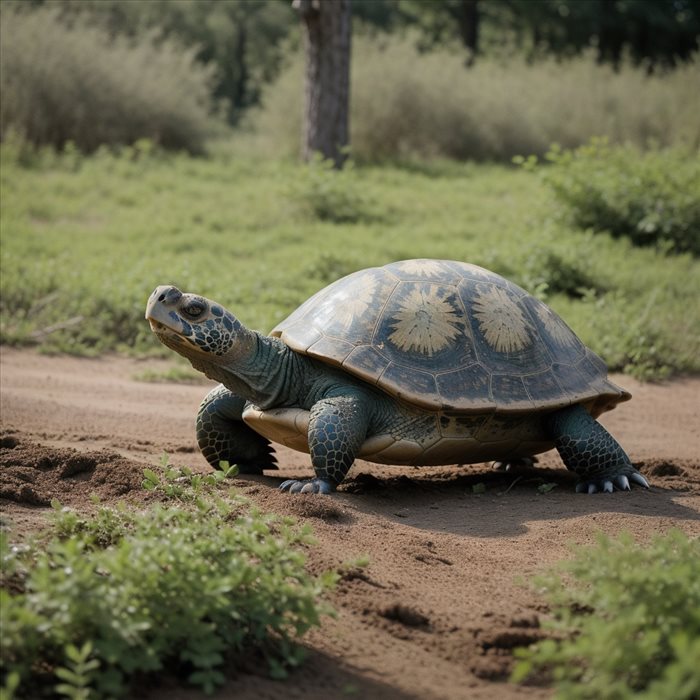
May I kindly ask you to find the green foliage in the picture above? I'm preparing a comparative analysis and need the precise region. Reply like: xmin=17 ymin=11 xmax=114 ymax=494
xmin=292 ymin=155 xmax=385 ymax=224
xmin=0 ymin=5 xmax=222 ymax=153
xmin=397 ymin=0 xmax=700 ymax=68
xmin=252 ymin=35 xmax=700 ymax=163
xmin=521 ymin=140 xmax=700 ymax=255
xmin=1 ymin=143 xmax=698 ymax=379
xmin=513 ymin=530 xmax=700 ymax=699
xmin=1 ymin=479 xmax=335 ymax=698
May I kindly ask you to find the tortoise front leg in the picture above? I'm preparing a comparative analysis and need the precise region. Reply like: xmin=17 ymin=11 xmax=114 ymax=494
xmin=280 ymin=394 xmax=370 ymax=494
xmin=196 ymin=384 xmax=277 ymax=473
xmin=545 ymin=404 xmax=649 ymax=493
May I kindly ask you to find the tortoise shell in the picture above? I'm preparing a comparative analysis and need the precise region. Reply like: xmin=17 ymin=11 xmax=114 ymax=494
xmin=271 ymin=259 xmax=629 ymax=415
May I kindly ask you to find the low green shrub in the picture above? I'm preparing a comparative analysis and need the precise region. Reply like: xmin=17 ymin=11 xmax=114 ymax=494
xmin=290 ymin=155 xmax=385 ymax=224
xmin=513 ymin=530 xmax=700 ymax=699
xmin=251 ymin=35 xmax=700 ymax=163
xmin=0 ymin=6 xmax=222 ymax=153
xmin=1 ymin=473 xmax=335 ymax=698
xmin=517 ymin=140 xmax=700 ymax=255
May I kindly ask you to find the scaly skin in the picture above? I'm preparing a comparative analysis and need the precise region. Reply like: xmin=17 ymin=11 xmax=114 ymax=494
xmin=145 ymin=285 xmax=649 ymax=496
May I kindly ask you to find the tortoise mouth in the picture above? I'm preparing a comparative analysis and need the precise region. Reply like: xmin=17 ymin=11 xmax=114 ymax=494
xmin=148 ymin=319 xmax=187 ymax=346
xmin=148 ymin=318 xmax=179 ymax=334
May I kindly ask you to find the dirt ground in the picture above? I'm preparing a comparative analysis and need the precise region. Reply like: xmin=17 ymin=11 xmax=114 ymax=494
xmin=2 ymin=346 xmax=699 ymax=700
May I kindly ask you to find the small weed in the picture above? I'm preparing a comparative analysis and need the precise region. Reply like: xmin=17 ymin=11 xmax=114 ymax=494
xmin=141 ymin=454 xmax=240 ymax=502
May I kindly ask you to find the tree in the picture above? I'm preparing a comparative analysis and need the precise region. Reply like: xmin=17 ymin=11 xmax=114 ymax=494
xmin=294 ymin=0 xmax=352 ymax=168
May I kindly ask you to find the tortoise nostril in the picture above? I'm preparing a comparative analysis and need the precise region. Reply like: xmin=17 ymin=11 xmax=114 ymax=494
xmin=157 ymin=287 xmax=183 ymax=306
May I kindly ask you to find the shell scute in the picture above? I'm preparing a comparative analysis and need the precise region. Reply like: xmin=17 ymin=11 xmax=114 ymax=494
xmin=378 ymin=362 xmax=441 ymax=407
xmin=435 ymin=363 xmax=495 ymax=412
xmin=376 ymin=280 xmax=471 ymax=370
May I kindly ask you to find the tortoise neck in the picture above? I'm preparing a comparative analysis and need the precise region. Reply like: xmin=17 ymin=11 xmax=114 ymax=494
xmin=191 ymin=331 xmax=307 ymax=409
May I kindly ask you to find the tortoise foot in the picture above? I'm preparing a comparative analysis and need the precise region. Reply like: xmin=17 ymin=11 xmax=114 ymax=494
xmin=575 ymin=470 xmax=649 ymax=494
xmin=492 ymin=456 xmax=538 ymax=472
xmin=279 ymin=478 xmax=335 ymax=495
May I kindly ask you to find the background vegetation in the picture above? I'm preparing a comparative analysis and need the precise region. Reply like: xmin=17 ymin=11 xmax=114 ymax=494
xmin=1 ymin=138 xmax=698 ymax=379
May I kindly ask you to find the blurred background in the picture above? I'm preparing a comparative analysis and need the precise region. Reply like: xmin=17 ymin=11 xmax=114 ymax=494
xmin=2 ymin=0 xmax=699 ymax=157
xmin=0 ymin=0 xmax=698 ymax=380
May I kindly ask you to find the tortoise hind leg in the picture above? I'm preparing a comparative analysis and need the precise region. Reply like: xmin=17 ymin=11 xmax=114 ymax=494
xmin=545 ymin=404 xmax=648 ymax=493
xmin=196 ymin=384 xmax=277 ymax=473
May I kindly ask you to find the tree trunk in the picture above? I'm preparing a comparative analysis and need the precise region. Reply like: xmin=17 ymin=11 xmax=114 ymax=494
xmin=451 ymin=0 xmax=480 ymax=64
xmin=293 ymin=0 xmax=351 ymax=169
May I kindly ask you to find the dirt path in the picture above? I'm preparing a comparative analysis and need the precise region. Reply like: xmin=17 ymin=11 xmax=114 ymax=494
xmin=2 ymin=347 xmax=699 ymax=700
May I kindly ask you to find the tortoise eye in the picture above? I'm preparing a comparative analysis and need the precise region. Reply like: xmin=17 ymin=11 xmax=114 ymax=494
xmin=182 ymin=301 xmax=206 ymax=318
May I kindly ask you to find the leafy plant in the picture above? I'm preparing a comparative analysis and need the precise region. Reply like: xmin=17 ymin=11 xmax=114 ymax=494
xmin=519 ymin=139 xmax=700 ymax=255
xmin=141 ymin=455 xmax=240 ymax=502
xmin=55 ymin=642 xmax=100 ymax=700
xmin=1 ymin=481 xmax=336 ymax=698
xmin=513 ymin=530 xmax=700 ymax=699
xmin=292 ymin=154 xmax=383 ymax=224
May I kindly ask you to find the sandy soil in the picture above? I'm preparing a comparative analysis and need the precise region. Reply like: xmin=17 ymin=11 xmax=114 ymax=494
xmin=1 ymin=346 xmax=699 ymax=700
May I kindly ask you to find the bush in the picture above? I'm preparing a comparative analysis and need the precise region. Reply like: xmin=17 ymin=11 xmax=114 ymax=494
xmin=291 ymin=155 xmax=385 ymax=224
xmin=0 ymin=6 xmax=223 ymax=154
xmin=513 ymin=530 xmax=700 ymax=699
xmin=1 ymin=470 xmax=335 ymax=698
xmin=251 ymin=35 xmax=700 ymax=163
xmin=520 ymin=140 xmax=700 ymax=255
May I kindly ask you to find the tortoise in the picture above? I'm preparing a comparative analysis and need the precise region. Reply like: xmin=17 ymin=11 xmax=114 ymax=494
xmin=145 ymin=259 xmax=648 ymax=495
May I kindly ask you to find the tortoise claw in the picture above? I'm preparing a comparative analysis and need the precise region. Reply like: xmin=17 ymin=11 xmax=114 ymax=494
xmin=576 ymin=469 xmax=648 ymax=495
xmin=492 ymin=456 xmax=537 ymax=472
xmin=629 ymin=472 xmax=650 ymax=489
xmin=279 ymin=478 xmax=334 ymax=495
xmin=614 ymin=474 xmax=631 ymax=491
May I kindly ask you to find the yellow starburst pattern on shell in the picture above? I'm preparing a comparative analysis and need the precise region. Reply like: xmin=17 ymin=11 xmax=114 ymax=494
xmin=320 ymin=277 xmax=378 ymax=329
xmin=472 ymin=286 xmax=532 ymax=353
xmin=388 ymin=287 xmax=462 ymax=356
xmin=395 ymin=260 xmax=448 ymax=278
xmin=535 ymin=303 xmax=577 ymax=347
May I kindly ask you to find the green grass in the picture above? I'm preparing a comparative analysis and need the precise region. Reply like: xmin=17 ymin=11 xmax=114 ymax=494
xmin=132 ymin=365 xmax=206 ymax=385
xmin=1 ymin=141 xmax=698 ymax=378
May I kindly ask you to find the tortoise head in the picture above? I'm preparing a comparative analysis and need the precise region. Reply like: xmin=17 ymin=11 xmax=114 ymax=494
xmin=145 ymin=285 xmax=243 ymax=360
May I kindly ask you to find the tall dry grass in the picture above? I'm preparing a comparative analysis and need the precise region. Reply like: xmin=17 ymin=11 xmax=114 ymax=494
xmin=251 ymin=35 xmax=700 ymax=162
xmin=0 ymin=6 xmax=222 ymax=154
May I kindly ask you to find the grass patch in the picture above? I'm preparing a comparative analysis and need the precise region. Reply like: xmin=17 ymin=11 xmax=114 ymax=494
xmin=1 ymin=462 xmax=337 ymax=698
xmin=513 ymin=530 xmax=700 ymax=699
xmin=132 ymin=366 xmax=206 ymax=385
xmin=1 ymin=142 xmax=698 ymax=379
